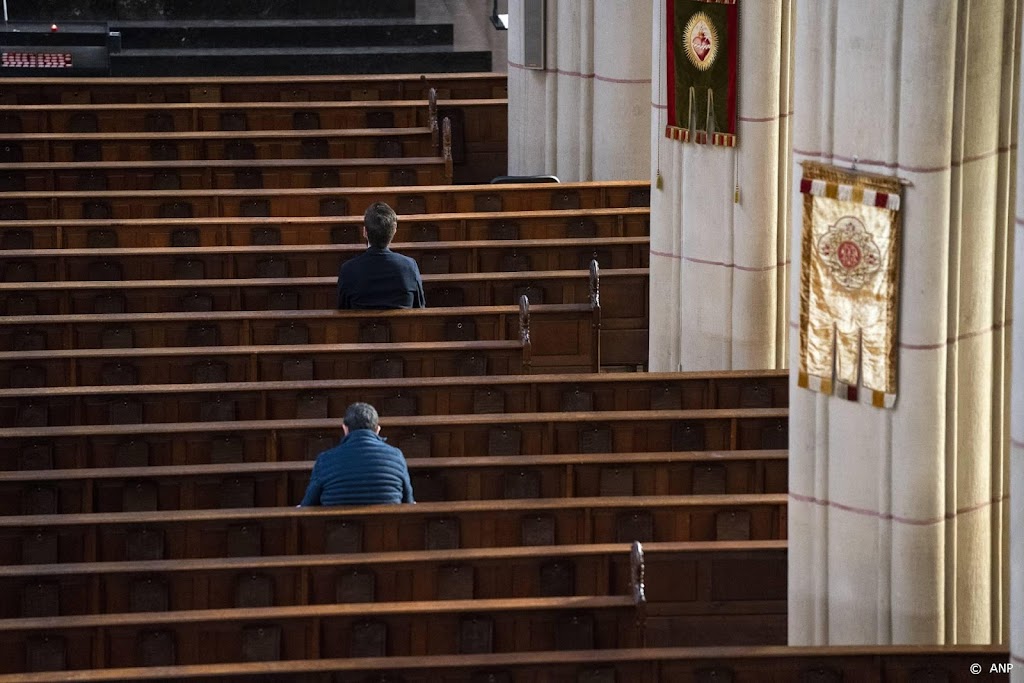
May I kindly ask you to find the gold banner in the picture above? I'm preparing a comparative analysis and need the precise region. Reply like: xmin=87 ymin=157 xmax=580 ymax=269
xmin=798 ymin=162 xmax=902 ymax=408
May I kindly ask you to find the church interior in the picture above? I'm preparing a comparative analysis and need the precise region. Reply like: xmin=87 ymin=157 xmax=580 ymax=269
xmin=0 ymin=0 xmax=1020 ymax=680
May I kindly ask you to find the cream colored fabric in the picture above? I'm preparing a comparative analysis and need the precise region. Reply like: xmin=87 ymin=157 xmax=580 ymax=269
xmin=789 ymin=0 xmax=1014 ymax=646
xmin=507 ymin=0 xmax=652 ymax=181
xmin=648 ymin=0 xmax=792 ymax=371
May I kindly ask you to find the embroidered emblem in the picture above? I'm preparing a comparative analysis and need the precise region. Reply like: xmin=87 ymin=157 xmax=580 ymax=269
xmin=684 ymin=12 xmax=718 ymax=71
xmin=817 ymin=216 xmax=882 ymax=290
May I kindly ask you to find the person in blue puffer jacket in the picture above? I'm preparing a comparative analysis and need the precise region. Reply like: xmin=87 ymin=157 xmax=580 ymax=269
xmin=299 ymin=402 xmax=415 ymax=506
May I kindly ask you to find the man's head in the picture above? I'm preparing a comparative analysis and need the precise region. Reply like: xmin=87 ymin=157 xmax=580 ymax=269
xmin=342 ymin=402 xmax=380 ymax=435
xmin=363 ymin=202 xmax=398 ymax=249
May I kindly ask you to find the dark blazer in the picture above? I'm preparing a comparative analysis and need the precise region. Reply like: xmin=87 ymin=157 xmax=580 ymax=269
xmin=336 ymin=246 xmax=426 ymax=309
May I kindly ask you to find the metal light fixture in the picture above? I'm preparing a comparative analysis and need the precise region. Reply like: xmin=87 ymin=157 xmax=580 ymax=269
xmin=490 ymin=0 xmax=508 ymax=30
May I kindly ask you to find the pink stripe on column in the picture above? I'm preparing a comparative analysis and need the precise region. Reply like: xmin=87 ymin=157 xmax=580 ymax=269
xmin=507 ymin=59 xmax=651 ymax=84
xmin=785 ymin=320 xmax=1013 ymax=350
xmin=650 ymin=249 xmax=789 ymax=272
xmin=739 ymin=111 xmax=793 ymax=123
xmin=794 ymin=146 xmax=1014 ymax=175
xmin=789 ymin=491 xmax=1007 ymax=526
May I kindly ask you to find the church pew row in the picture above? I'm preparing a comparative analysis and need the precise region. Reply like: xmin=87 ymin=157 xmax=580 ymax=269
xmin=0 ymin=179 xmax=650 ymax=221
xmin=0 ymin=97 xmax=504 ymax=137
xmin=0 ymin=408 xmax=788 ymax=469
xmin=0 ymin=302 xmax=598 ymax=373
xmin=0 ymin=265 xmax=647 ymax=318
xmin=0 ymin=595 xmax=644 ymax=675
xmin=0 ymin=645 xmax=1002 ymax=683
xmin=0 ymin=156 xmax=450 ymax=192
xmin=0 ymin=236 xmax=648 ymax=282
xmin=0 ymin=494 xmax=787 ymax=565
xmin=0 ymin=72 xmax=508 ymax=105
xmin=0 ymin=126 xmax=439 ymax=164
xmin=0 ymin=207 xmax=650 ymax=249
xmin=0 ymin=449 xmax=789 ymax=514
xmin=0 ymin=369 xmax=787 ymax=432
xmin=0 ymin=96 xmax=508 ymax=185
xmin=0 ymin=541 xmax=782 ymax=621
xmin=0 ymin=337 xmax=531 ymax=388
xmin=0 ymin=267 xmax=648 ymax=366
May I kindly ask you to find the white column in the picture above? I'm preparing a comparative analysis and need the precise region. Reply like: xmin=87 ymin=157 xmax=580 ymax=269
xmin=788 ymin=0 xmax=1015 ymax=646
xmin=507 ymin=0 xmax=651 ymax=181
xmin=648 ymin=0 xmax=792 ymax=371
xmin=1010 ymin=10 xmax=1024 ymax=675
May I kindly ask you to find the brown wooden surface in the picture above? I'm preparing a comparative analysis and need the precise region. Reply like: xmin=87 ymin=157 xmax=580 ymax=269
xmin=0 ymin=98 xmax=503 ymax=134
xmin=0 ymin=596 xmax=642 ymax=673
xmin=0 ymin=207 xmax=650 ymax=248
xmin=0 ymin=156 xmax=449 ymax=191
xmin=0 ymin=540 xmax=784 ymax=617
xmin=0 ymin=369 xmax=786 ymax=430
xmin=0 ymin=407 xmax=788 ymax=467
xmin=0 ymin=449 xmax=788 ymax=512
xmin=0 ymin=645 xmax=1005 ymax=683
xmin=0 ymin=303 xmax=597 ymax=373
xmin=0 ymin=237 xmax=648 ymax=281
xmin=0 ymin=494 xmax=788 ymax=565
xmin=0 ymin=179 xmax=650 ymax=220
xmin=0 ymin=72 xmax=508 ymax=104
xmin=0 ymin=337 xmax=529 ymax=387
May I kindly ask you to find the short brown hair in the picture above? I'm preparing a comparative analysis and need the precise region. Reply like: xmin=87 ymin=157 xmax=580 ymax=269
xmin=364 ymin=202 xmax=397 ymax=248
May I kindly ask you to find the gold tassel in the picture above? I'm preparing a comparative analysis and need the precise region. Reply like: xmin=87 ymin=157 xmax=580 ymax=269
xmin=656 ymin=172 xmax=663 ymax=190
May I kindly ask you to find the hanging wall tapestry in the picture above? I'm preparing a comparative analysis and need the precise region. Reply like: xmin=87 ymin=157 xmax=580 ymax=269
xmin=798 ymin=161 xmax=903 ymax=408
xmin=665 ymin=0 xmax=739 ymax=146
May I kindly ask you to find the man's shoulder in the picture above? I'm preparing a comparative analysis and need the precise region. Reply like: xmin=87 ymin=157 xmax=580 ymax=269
xmin=340 ymin=250 xmax=372 ymax=272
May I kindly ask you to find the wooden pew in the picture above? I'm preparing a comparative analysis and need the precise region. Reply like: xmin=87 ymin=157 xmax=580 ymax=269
xmin=0 ymin=597 xmax=643 ymax=673
xmin=0 ymin=369 xmax=787 ymax=432
xmin=0 ymin=91 xmax=507 ymax=183
xmin=0 ymin=302 xmax=599 ymax=372
xmin=0 ymin=338 xmax=531 ymax=386
xmin=0 ymin=540 xmax=762 ymax=619
xmin=0 ymin=266 xmax=647 ymax=366
xmin=0 ymin=155 xmax=450 ymax=191
xmin=0 ymin=206 xmax=650 ymax=249
xmin=0 ymin=97 xmax=503 ymax=136
xmin=0 ymin=236 xmax=649 ymax=281
xmin=0 ymin=72 xmax=508 ymax=105
xmin=0 ymin=179 xmax=650 ymax=221
xmin=0 ymin=126 xmax=438 ymax=163
xmin=0 ymin=494 xmax=788 ymax=565
xmin=0 ymin=407 xmax=788 ymax=470
xmin=0 ymin=264 xmax=645 ymax=316
xmin=0 ymin=449 xmax=789 ymax=513
xmin=0 ymin=645 xmax=1001 ymax=683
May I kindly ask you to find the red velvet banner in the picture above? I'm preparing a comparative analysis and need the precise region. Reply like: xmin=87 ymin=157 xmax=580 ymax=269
xmin=665 ymin=0 xmax=739 ymax=147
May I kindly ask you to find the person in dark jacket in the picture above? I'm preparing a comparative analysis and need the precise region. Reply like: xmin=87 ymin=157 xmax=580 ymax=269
xmin=336 ymin=201 xmax=426 ymax=309
xmin=299 ymin=402 xmax=415 ymax=506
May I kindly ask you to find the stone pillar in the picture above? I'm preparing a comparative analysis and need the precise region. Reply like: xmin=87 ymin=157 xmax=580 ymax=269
xmin=648 ymin=0 xmax=792 ymax=371
xmin=507 ymin=0 xmax=651 ymax=181
xmin=1011 ymin=22 xmax=1024 ymax=678
xmin=788 ymin=0 xmax=1015 ymax=646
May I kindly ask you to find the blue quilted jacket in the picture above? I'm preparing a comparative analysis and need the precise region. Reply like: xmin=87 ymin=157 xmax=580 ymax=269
xmin=300 ymin=429 xmax=415 ymax=506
